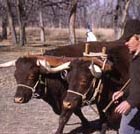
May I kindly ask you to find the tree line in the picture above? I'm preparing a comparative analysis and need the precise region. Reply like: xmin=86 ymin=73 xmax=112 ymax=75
xmin=0 ymin=0 xmax=140 ymax=46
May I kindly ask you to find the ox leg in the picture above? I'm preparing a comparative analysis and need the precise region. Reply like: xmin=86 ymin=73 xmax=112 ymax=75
xmin=55 ymin=109 xmax=73 ymax=134
xmin=100 ymin=123 xmax=108 ymax=134
xmin=98 ymin=113 xmax=108 ymax=134
xmin=74 ymin=108 xmax=89 ymax=127
xmin=96 ymin=105 xmax=108 ymax=134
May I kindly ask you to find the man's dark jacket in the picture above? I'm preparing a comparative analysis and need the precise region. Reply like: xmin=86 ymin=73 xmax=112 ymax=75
xmin=126 ymin=54 xmax=140 ymax=130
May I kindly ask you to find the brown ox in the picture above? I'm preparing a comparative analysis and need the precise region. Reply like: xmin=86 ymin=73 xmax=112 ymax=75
xmin=43 ymin=41 xmax=130 ymax=134
xmin=54 ymin=43 xmax=130 ymax=134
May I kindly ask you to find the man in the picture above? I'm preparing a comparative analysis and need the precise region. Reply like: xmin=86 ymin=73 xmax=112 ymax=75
xmin=112 ymin=34 xmax=140 ymax=134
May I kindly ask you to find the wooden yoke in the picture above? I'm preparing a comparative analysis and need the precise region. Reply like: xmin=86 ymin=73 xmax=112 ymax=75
xmin=0 ymin=47 xmax=112 ymax=71
xmin=101 ymin=46 xmax=107 ymax=70
xmin=27 ymin=54 xmax=112 ymax=71
xmin=102 ymin=47 xmax=106 ymax=58
xmin=85 ymin=43 xmax=90 ymax=54
xmin=97 ymin=46 xmax=107 ymax=102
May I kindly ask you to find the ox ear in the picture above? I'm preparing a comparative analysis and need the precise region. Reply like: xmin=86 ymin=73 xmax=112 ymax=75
xmin=89 ymin=64 xmax=102 ymax=78
xmin=60 ymin=70 xmax=68 ymax=80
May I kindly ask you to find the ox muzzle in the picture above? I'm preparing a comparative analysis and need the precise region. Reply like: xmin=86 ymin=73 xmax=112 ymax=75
xmin=14 ymin=75 xmax=47 ymax=103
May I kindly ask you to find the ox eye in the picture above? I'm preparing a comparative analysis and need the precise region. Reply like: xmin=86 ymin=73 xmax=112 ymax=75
xmin=80 ymin=80 xmax=86 ymax=85
xmin=28 ymin=74 xmax=35 ymax=80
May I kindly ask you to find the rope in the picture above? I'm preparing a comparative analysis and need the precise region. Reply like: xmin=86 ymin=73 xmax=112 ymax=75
xmin=17 ymin=75 xmax=47 ymax=95
xmin=91 ymin=56 xmax=108 ymax=102
xmin=67 ymin=90 xmax=86 ymax=100
xmin=17 ymin=82 xmax=38 ymax=93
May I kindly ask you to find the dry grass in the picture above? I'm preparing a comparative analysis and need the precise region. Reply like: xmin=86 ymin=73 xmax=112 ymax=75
xmin=94 ymin=28 xmax=115 ymax=41
xmin=0 ymin=27 xmax=115 ymax=48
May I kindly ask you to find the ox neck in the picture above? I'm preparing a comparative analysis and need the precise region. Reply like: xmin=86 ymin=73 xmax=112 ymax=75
xmin=67 ymin=78 xmax=98 ymax=104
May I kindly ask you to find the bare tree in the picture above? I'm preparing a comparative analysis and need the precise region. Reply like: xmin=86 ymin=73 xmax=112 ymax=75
xmin=120 ymin=0 xmax=131 ymax=36
xmin=0 ymin=0 xmax=140 ymax=47
xmin=0 ymin=1 xmax=7 ymax=39
xmin=114 ymin=0 xmax=131 ymax=39
xmin=38 ymin=1 xmax=45 ymax=45
xmin=5 ymin=0 xmax=17 ymax=45
xmin=1 ymin=16 xmax=8 ymax=39
xmin=39 ymin=8 xmax=46 ymax=45
xmin=16 ymin=0 xmax=39 ymax=46
xmin=16 ymin=0 xmax=26 ymax=46
xmin=69 ymin=0 xmax=77 ymax=45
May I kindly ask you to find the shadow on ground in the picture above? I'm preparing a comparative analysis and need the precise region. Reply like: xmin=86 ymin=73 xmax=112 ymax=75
xmin=65 ymin=119 xmax=118 ymax=134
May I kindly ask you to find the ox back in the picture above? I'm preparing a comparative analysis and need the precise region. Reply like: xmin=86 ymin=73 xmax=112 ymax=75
xmin=44 ymin=40 xmax=126 ymax=57
xmin=45 ymin=41 xmax=129 ymax=85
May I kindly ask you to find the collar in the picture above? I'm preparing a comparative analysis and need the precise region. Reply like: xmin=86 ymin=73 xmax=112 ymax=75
xmin=132 ymin=51 xmax=140 ymax=60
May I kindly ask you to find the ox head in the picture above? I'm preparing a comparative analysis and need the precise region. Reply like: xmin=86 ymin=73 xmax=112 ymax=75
xmin=13 ymin=57 xmax=46 ymax=103
xmin=13 ymin=57 xmax=71 ymax=103
xmin=0 ymin=56 xmax=69 ymax=103
xmin=63 ymin=59 xmax=102 ymax=110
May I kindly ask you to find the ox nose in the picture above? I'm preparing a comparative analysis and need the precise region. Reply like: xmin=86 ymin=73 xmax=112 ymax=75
xmin=14 ymin=97 xmax=24 ymax=103
xmin=63 ymin=101 xmax=72 ymax=109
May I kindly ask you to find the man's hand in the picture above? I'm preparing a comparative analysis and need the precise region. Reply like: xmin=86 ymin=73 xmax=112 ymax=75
xmin=112 ymin=91 xmax=124 ymax=103
xmin=115 ymin=101 xmax=131 ymax=115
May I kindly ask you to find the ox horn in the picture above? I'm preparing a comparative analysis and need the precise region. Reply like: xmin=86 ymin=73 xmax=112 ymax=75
xmin=37 ymin=59 xmax=70 ymax=73
xmin=89 ymin=63 xmax=102 ymax=78
xmin=0 ymin=60 xmax=16 ymax=67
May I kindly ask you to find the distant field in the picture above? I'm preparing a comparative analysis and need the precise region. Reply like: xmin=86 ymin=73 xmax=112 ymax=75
xmin=0 ymin=27 xmax=115 ymax=47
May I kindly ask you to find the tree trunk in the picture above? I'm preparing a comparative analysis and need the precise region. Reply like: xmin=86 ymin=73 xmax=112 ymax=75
xmin=39 ymin=8 xmax=45 ymax=45
xmin=5 ymin=0 xmax=17 ymax=45
xmin=1 ymin=17 xmax=7 ymax=39
xmin=120 ymin=0 xmax=131 ymax=37
xmin=19 ymin=23 xmax=26 ymax=46
xmin=16 ymin=0 xmax=26 ymax=46
xmin=114 ymin=0 xmax=131 ymax=39
xmin=69 ymin=0 xmax=77 ymax=45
